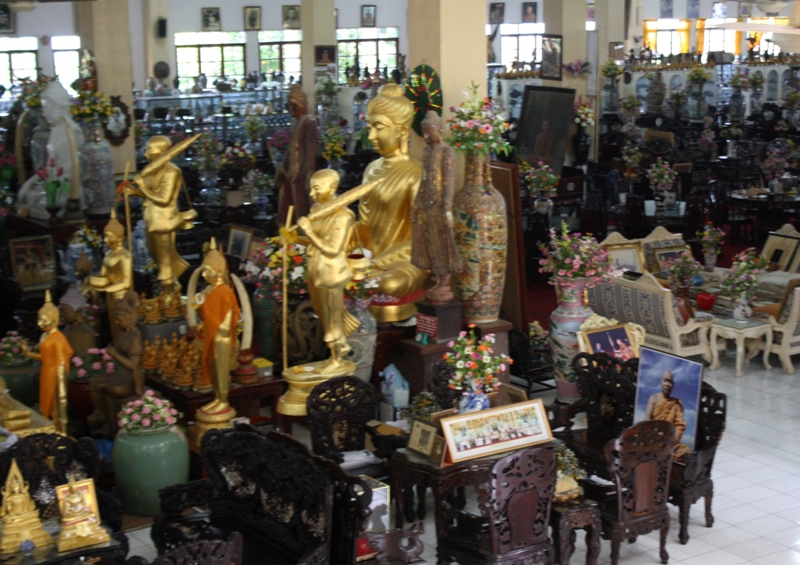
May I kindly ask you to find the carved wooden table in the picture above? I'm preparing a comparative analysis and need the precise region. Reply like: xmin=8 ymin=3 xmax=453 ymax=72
xmin=708 ymin=317 xmax=772 ymax=378
xmin=550 ymin=498 xmax=602 ymax=565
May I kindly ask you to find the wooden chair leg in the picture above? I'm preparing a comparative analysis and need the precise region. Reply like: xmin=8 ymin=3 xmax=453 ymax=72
xmin=403 ymin=482 xmax=416 ymax=524
xmin=415 ymin=483 xmax=426 ymax=520
xmin=678 ymin=499 xmax=690 ymax=545
xmin=705 ymin=492 xmax=714 ymax=527
xmin=659 ymin=524 xmax=669 ymax=564
xmin=610 ymin=533 xmax=621 ymax=565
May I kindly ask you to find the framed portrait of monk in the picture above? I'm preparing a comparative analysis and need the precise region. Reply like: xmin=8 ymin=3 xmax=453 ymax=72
xmin=634 ymin=347 xmax=703 ymax=454
xmin=9 ymin=235 xmax=56 ymax=292
xmin=517 ymin=85 xmax=575 ymax=175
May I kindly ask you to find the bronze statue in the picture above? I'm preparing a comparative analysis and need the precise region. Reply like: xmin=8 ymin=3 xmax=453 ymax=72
xmin=59 ymin=286 xmax=96 ymax=357
xmin=411 ymin=111 xmax=464 ymax=304
xmin=276 ymin=84 xmax=317 ymax=225
xmin=0 ymin=460 xmax=52 ymax=554
xmin=86 ymin=291 xmax=142 ymax=438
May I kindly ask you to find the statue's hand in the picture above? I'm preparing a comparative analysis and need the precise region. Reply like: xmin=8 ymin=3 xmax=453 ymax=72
xmin=296 ymin=217 xmax=311 ymax=233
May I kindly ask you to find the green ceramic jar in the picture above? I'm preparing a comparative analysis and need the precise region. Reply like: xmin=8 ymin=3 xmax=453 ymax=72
xmin=112 ymin=425 xmax=189 ymax=516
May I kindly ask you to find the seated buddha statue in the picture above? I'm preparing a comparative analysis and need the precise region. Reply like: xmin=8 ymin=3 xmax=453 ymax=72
xmin=56 ymin=477 xmax=110 ymax=552
xmin=142 ymin=336 xmax=160 ymax=372
xmin=0 ymin=460 xmax=52 ymax=554
xmin=351 ymin=84 xmax=428 ymax=322
xmin=137 ymin=292 xmax=148 ymax=320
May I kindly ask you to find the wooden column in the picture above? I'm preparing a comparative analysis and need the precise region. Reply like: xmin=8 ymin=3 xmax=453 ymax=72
xmin=300 ymin=0 xmax=336 ymax=112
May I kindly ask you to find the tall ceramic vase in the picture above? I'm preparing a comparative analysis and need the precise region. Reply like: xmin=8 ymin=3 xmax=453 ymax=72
xmin=549 ymin=279 xmax=594 ymax=403
xmin=80 ymin=117 xmax=115 ymax=217
xmin=453 ymin=152 xmax=508 ymax=323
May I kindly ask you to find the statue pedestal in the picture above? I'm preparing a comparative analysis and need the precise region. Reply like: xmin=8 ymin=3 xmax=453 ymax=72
xmin=187 ymin=405 xmax=237 ymax=448
xmin=399 ymin=339 xmax=451 ymax=396
xmin=276 ymin=360 xmax=356 ymax=417
xmin=416 ymin=300 xmax=462 ymax=343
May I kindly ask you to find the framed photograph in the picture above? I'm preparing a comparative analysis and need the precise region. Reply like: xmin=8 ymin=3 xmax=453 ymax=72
xmin=407 ymin=420 xmax=439 ymax=457
xmin=762 ymin=234 xmax=800 ymax=271
xmin=201 ymin=8 xmax=221 ymax=32
xmin=10 ymin=235 xmax=56 ymax=291
xmin=739 ymin=3 xmax=751 ymax=17
xmin=522 ymin=2 xmax=537 ymax=22
xmin=244 ymin=6 xmax=261 ymax=31
xmin=489 ymin=2 xmax=505 ymax=24
xmin=579 ymin=323 xmax=639 ymax=360
xmin=517 ymin=85 xmax=575 ymax=175
xmin=282 ymin=5 xmax=300 ymax=30
xmin=660 ymin=0 xmax=673 ymax=19
xmin=687 ymin=0 xmax=700 ymax=18
xmin=227 ymin=225 xmax=254 ymax=260
xmin=712 ymin=2 xmax=727 ymax=18
xmin=0 ymin=4 xmax=14 ymax=34
xmin=315 ymin=45 xmax=336 ymax=67
xmin=428 ymin=408 xmax=455 ymax=432
xmin=103 ymin=96 xmax=131 ymax=147
xmin=605 ymin=242 xmax=646 ymax=273
xmin=56 ymin=479 xmax=101 ymax=526
xmin=247 ymin=237 xmax=265 ymax=262
xmin=361 ymin=5 xmax=376 ymax=27
xmin=441 ymin=399 xmax=553 ymax=463
xmin=654 ymin=246 xmax=689 ymax=272
xmin=498 ymin=383 xmax=528 ymax=405
xmin=540 ymin=34 xmax=563 ymax=81
xmin=634 ymin=347 xmax=703 ymax=453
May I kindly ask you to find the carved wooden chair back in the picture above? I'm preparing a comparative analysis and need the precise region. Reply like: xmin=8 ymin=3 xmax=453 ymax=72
xmin=605 ymin=420 xmax=674 ymax=525
xmin=151 ymin=532 xmax=243 ymax=565
xmin=572 ymin=353 xmax=637 ymax=438
xmin=306 ymin=376 xmax=380 ymax=463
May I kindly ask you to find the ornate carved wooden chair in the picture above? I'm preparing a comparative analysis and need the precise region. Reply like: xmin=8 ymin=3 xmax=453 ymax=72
xmin=583 ymin=420 xmax=675 ymax=565
xmin=128 ymin=533 xmax=242 ymax=565
xmin=437 ymin=447 xmax=557 ymax=565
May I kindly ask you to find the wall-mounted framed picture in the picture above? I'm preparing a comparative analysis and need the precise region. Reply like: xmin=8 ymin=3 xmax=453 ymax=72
xmin=0 ymin=4 xmax=14 ymax=34
xmin=540 ymin=34 xmax=563 ymax=81
xmin=10 ymin=235 xmax=56 ymax=291
xmin=489 ymin=2 xmax=505 ymax=25
xmin=282 ymin=5 xmax=300 ymax=30
xmin=440 ymin=399 xmax=553 ymax=463
xmin=361 ymin=5 xmax=376 ymax=27
xmin=517 ymin=85 xmax=575 ymax=175
xmin=522 ymin=2 xmax=537 ymax=22
xmin=103 ymin=96 xmax=131 ymax=147
xmin=244 ymin=6 xmax=261 ymax=31
xmin=687 ymin=0 xmax=700 ymax=18
xmin=201 ymin=7 xmax=221 ymax=32
xmin=315 ymin=45 xmax=336 ymax=67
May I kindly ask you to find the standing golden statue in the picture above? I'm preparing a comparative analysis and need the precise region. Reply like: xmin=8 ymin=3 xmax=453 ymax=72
xmin=125 ymin=134 xmax=199 ymax=292
xmin=56 ymin=476 xmax=109 ymax=552
xmin=22 ymin=291 xmax=73 ymax=422
xmin=353 ymin=84 xmax=428 ymax=322
xmin=0 ymin=460 xmax=52 ymax=554
xmin=88 ymin=208 xmax=132 ymax=340
xmin=411 ymin=111 xmax=464 ymax=304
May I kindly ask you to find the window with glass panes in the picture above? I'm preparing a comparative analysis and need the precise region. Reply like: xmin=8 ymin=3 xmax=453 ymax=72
xmin=0 ymin=36 xmax=38 ymax=89
xmin=52 ymin=35 xmax=81 ymax=96
xmin=336 ymin=28 xmax=398 ymax=84
xmin=643 ymin=20 xmax=690 ymax=56
xmin=258 ymin=30 xmax=302 ymax=77
xmin=496 ymin=23 xmax=546 ymax=68
xmin=748 ymin=17 xmax=789 ymax=56
xmin=698 ymin=19 xmax=740 ymax=56
xmin=175 ymin=32 xmax=246 ymax=91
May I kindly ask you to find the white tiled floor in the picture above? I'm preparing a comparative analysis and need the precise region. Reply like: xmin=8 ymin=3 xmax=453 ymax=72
xmin=125 ymin=351 xmax=800 ymax=564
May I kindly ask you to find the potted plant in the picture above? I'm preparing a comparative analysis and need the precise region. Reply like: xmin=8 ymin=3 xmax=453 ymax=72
xmin=321 ymin=126 xmax=348 ymax=171
xmin=443 ymin=325 xmax=509 ymax=414
xmin=721 ymin=248 xmax=768 ymax=321
xmin=524 ymin=161 xmax=560 ymax=216
xmin=696 ymin=223 xmax=725 ymax=271
xmin=528 ymin=321 xmax=551 ymax=364
xmin=241 ymin=170 xmax=273 ymax=219
xmin=267 ymin=127 xmax=290 ymax=167
xmin=219 ymin=142 xmax=256 ymax=200
xmin=112 ymin=390 xmax=187 ymax=516
xmin=647 ymin=158 xmax=677 ymax=209
xmin=572 ymin=96 xmax=595 ymax=166
xmin=406 ymin=391 xmax=443 ymax=425
xmin=241 ymin=115 xmax=266 ymax=157
xmin=762 ymin=148 xmax=789 ymax=190
xmin=600 ymin=60 xmax=623 ymax=113
xmin=553 ymin=439 xmax=587 ymax=502
xmin=37 ymin=160 xmax=69 ymax=223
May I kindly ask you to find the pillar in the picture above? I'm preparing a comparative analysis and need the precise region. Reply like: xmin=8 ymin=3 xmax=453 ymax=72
xmin=142 ymin=0 xmax=170 ymax=88
xmin=408 ymin=0 xmax=485 ymax=187
xmin=74 ymin=0 xmax=136 ymax=174
xmin=300 ymin=0 xmax=336 ymax=112
xmin=594 ymin=0 xmax=627 ymax=160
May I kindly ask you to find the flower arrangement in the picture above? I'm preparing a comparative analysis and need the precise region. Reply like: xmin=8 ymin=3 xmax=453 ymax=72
xmin=37 ymin=159 xmax=68 ymax=208
xmin=219 ymin=143 xmax=256 ymax=171
xmin=573 ymin=96 xmax=596 ymax=128
xmin=524 ymin=161 xmax=560 ymax=198
xmin=528 ymin=321 xmax=549 ymax=347
xmin=344 ymin=275 xmax=380 ymax=311
xmin=696 ymin=223 xmax=725 ymax=253
xmin=117 ymin=390 xmax=182 ymax=434
xmin=728 ymin=72 xmax=749 ymax=90
xmin=699 ymin=116 xmax=715 ymax=148
xmin=242 ymin=169 xmax=273 ymax=195
xmin=71 ymin=348 xmax=117 ymax=379
xmin=406 ymin=391 xmax=442 ymax=424
xmin=538 ymin=221 xmax=617 ymax=290
xmin=443 ymin=326 xmax=510 ymax=394
xmin=19 ymin=76 xmax=53 ymax=109
xmin=600 ymin=60 xmax=622 ymax=77
xmin=240 ymin=237 xmax=308 ymax=300
xmin=70 ymin=89 xmax=113 ymax=121
xmin=762 ymin=148 xmax=789 ymax=180
xmin=785 ymin=87 xmax=800 ymax=110
xmin=167 ymin=127 xmax=187 ymax=146
xmin=786 ymin=53 xmax=800 ymax=67
xmin=621 ymin=142 xmax=643 ymax=178
xmin=665 ymin=250 xmax=702 ymax=289
xmin=553 ymin=439 xmax=586 ymax=482
xmin=647 ymin=158 xmax=676 ymax=192
xmin=446 ymin=83 xmax=512 ymax=158
xmin=242 ymin=115 xmax=266 ymax=140
xmin=668 ymin=90 xmax=687 ymax=112
xmin=193 ymin=132 xmax=222 ymax=174
xmin=314 ymin=73 xmax=340 ymax=96
xmin=321 ymin=126 xmax=347 ymax=161
xmin=68 ymin=224 xmax=102 ymax=248
xmin=133 ymin=121 xmax=151 ymax=146
xmin=720 ymin=248 xmax=768 ymax=301
xmin=687 ymin=67 xmax=711 ymax=84
xmin=564 ymin=59 xmax=591 ymax=77
xmin=0 ymin=332 xmax=36 ymax=366
xmin=776 ymin=120 xmax=791 ymax=133
xmin=268 ymin=128 xmax=290 ymax=153
xmin=619 ymin=94 xmax=643 ymax=120
xmin=748 ymin=72 xmax=765 ymax=90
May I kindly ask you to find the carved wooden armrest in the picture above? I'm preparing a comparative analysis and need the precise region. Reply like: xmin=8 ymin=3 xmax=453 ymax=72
xmin=159 ymin=478 xmax=215 ymax=516
xmin=547 ymin=399 xmax=589 ymax=433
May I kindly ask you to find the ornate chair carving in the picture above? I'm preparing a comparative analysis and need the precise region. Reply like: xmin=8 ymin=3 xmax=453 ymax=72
xmin=584 ymin=420 xmax=674 ymax=565
xmin=752 ymin=283 xmax=800 ymax=374
xmin=437 ymin=447 xmax=557 ymax=565
xmin=150 ymin=533 xmax=243 ymax=565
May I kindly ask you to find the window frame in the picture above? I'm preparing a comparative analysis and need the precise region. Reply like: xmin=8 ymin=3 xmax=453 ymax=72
xmin=643 ymin=19 xmax=691 ymax=57
xmin=175 ymin=40 xmax=246 ymax=91
xmin=258 ymin=40 xmax=302 ymax=75
xmin=335 ymin=28 xmax=400 ymax=85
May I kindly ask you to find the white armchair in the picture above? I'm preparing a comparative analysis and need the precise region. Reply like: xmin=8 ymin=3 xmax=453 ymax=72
xmin=751 ymin=283 xmax=800 ymax=374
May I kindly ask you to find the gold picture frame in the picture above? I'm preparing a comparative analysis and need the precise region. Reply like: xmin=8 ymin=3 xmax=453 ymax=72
xmin=763 ymin=234 xmax=800 ymax=271
xmin=605 ymin=242 xmax=646 ymax=274
xmin=56 ymin=478 xmax=101 ymax=525
xmin=579 ymin=322 xmax=641 ymax=359
xmin=440 ymin=399 xmax=552 ymax=463
xmin=654 ymin=246 xmax=690 ymax=272
xmin=407 ymin=420 xmax=438 ymax=457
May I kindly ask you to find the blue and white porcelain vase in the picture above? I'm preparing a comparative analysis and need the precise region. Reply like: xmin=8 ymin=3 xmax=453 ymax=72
xmin=459 ymin=390 xmax=491 ymax=414
xmin=80 ymin=117 xmax=115 ymax=217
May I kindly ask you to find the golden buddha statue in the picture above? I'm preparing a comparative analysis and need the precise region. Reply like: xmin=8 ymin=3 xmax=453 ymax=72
xmin=137 ymin=292 xmax=148 ymax=319
xmin=163 ymin=288 xmax=183 ymax=320
xmin=144 ymin=297 xmax=163 ymax=325
xmin=158 ymin=345 xmax=177 ymax=381
xmin=141 ymin=336 xmax=160 ymax=372
xmin=0 ymin=460 xmax=53 ymax=554
xmin=353 ymin=84 xmax=428 ymax=322
xmin=56 ymin=476 xmax=109 ymax=552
